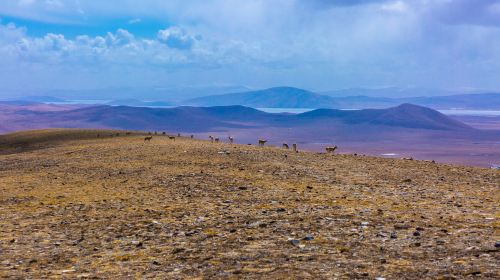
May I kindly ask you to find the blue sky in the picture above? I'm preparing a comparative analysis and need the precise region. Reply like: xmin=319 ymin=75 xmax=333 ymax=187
xmin=1 ymin=0 xmax=500 ymax=97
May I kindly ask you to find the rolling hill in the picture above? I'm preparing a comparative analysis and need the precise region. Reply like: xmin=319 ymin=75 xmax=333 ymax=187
xmin=0 ymin=103 xmax=473 ymax=132
xmin=2 ymin=103 xmax=499 ymax=167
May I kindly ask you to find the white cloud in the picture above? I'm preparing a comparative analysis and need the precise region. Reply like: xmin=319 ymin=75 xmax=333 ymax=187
xmin=157 ymin=26 xmax=198 ymax=50
xmin=128 ymin=18 xmax=141 ymax=24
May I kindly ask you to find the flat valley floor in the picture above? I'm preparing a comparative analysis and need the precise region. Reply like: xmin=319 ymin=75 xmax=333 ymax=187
xmin=0 ymin=130 xmax=498 ymax=279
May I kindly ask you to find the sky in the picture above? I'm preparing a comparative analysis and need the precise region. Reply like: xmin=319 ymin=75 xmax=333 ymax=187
xmin=1 ymin=0 xmax=500 ymax=98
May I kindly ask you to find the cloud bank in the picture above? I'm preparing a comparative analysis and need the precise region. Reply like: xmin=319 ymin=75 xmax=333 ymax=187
xmin=0 ymin=0 xmax=500 ymax=94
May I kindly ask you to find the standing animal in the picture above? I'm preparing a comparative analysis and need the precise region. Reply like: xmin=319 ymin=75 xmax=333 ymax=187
xmin=169 ymin=136 xmax=176 ymax=141
xmin=282 ymin=143 xmax=289 ymax=149
xmin=214 ymin=138 xmax=220 ymax=143
xmin=190 ymin=135 xmax=194 ymax=139
xmin=177 ymin=133 xmax=181 ymax=137
xmin=228 ymin=136 xmax=234 ymax=144
xmin=154 ymin=131 xmax=158 ymax=135
xmin=292 ymin=143 xmax=298 ymax=152
xmin=325 ymin=146 xmax=338 ymax=154
xmin=162 ymin=132 xmax=166 ymax=135
xmin=144 ymin=136 xmax=153 ymax=142
xmin=209 ymin=136 xmax=214 ymax=143
xmin=258 ymin=139 xmax=267 ymax=147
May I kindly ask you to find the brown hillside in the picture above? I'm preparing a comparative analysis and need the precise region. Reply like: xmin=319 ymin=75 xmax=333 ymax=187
xmin=0 ymin=129 xmax=498 ymax=279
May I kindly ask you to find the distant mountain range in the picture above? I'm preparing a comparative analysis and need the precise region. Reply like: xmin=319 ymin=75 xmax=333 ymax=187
xmin=186 ymin=87 xmax=500 ymax=110
xmin=2 ymin=86 xmax=499 ymax=110
xmin=0 ymin=103 xmax=473 ymax=133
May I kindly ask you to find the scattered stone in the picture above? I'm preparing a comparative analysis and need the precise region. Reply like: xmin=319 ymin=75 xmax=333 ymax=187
xmin=289 ymin=239 xmax=300 ymax=246
xmin=394 ymin=224 xmax=410 ymax=230
xmin=303 ymin=235 xmax=314 ymax=241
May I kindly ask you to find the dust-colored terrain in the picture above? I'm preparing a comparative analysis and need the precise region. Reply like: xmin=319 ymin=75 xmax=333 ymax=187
xmin=0 ymin=129 xmax=498 ymax=279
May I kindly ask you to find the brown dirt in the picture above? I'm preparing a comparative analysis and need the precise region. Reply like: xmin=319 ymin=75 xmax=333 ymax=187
xmin=0 ymin=129 xmax=498 ymax=279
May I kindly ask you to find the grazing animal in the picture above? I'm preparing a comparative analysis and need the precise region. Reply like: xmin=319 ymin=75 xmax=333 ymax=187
xmin=209 ymin=136 xmax=214 ymax=143
xmin=144 ymin=136 xmax=153 ymax=142
xmin=292 ymin=143 xmax=298 ymax=152
xmin=282 ymin=143 xmax=289 ymax=149
xmin=169 ymin=136 xmax=176 ymax=141
xmin=214 ymin=138 xmax=220 ymax=143
xmin=325 ymin=146 xmax=338 ymax=154
xmin=258 ymin=139 xmax=267 ymax=147
xmin=228 ymin=136 xmax=234 ymax=144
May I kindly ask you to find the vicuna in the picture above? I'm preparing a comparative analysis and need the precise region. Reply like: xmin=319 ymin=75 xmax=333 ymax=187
xmin=325 ymin=146 xmax=338 ymax=154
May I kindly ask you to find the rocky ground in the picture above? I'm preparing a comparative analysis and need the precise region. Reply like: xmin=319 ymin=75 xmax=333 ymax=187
xmin=0 ymin=129 xmax=498 ymax=279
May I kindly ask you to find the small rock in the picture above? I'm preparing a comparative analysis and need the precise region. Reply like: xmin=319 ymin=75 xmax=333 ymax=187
xmin=390 ymin=233 xmax=398 ymax=239
xmin=303 ymin=235 xmax=314 ymax=241
xmin=361 ymin=221 xmax=370 ymax=226
xmin=172 ymin=247 xmax=185 ymax=254
xmin=289 ymin=239 xmax=300 ymax=246
xmin=413 ymin=231 xmax=421 ymax=237
xmin=394 ymin=224 xmax=410 ymax=230
xmin=495 ymin=241 xmax=500 ymax=248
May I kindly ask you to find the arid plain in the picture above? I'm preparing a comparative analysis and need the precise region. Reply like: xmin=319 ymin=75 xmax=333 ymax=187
xmin=0 ymin=129 xmax=498 ymax=279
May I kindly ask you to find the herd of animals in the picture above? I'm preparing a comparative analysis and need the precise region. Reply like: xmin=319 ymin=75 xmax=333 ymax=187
xmin=142 ymin=131 xmax=338 ymax=154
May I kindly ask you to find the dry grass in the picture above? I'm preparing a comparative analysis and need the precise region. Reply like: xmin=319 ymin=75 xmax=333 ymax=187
xmin=0 ymin=129 xmax=498 ymax=279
